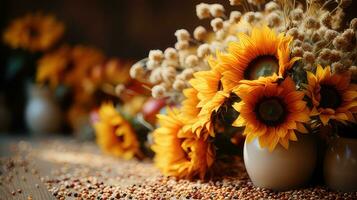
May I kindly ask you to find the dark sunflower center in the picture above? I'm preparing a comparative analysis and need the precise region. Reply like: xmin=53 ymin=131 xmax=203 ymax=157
xmin=319 ymin=84 xmax=342 ymax=109
xmin=217 ymin=80 xmax=223 ymax=91
xmin=255 ymin=97 xmax=287 ymax=126
xmin=117 ymin=134 xmax=125 ymax=143
xmin=244 ymin=55 xmax=279 ymax=80
xmin=28 ymin=25 xmax=39 ymax=38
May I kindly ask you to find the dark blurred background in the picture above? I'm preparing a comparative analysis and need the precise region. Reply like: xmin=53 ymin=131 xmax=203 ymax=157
xmin=0 ymin=0 xmax=356 ymax=133
xmin=0 ymin=0 xmax=233 ymax=133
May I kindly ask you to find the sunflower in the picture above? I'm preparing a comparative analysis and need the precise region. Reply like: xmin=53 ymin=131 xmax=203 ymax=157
xmin=64 ymin=45 xmax=105 ymax=88
xmin=36 ymin=45 xmax=71 ymax=88
xmin=214 ymin=26 xmax=299 ymax=91
xmin=189 ymin=67 xmax=230 ymax=137
xmin=180 ymin=88 xmax=200 ymax=124
xmin=304 ymin=65 xmax=357 ymax=125
xmin=233 ymin=77 xmax=310 ymax=151
xmin=151 ymin=108 xmax=215 ymax=179
xmin=3 ymin=13 xmax=64 ymax=52
xmin=93 ymin=103 xmax=140 ymax=159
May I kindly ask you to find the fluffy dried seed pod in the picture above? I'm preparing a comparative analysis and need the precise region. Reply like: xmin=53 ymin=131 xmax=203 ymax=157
xmin=175 ymin=41 xmax=189 ymax=50
xmin=319 ymin=48 xmax=332 ymax=60
xmin=342 ymin=59 xmax=353 ymax=67
xmin=297 ymin=31 xmax=305 ymax=41
xmin=330 ymin=50 xmax=342 ymax=62
xmin=151 ymin=85 xmax=166 ymax=98
xmin=244 ymin=12 xmax=255 ymax=23
xmin=180 ymin=68 xmax=194 ymax=80
xmin=229 ymin=0 xmax=241 ymax=6
xmin=304 ymin=17 xmax=319 ymax=29
xmin=331 ymin=8 xmax=344 ymax=30
xmin=162 ymin=60 xmax=179 ymax=68
xmin=331 ymin=62 xmax=344 ymax=73
xmin=196 ymin=3 xmax=211 ymax=19
xmin=210 ymin=41 xmax=224 ymax=52
xmin=290 ymin=8 xmax=304 ymax=21
xmin=185 ymin=55 xmax=199 ymax=67
xmin=215 ymin=30 xmax=226 ymax=40
xmin=293 ymin=40 xmax=303 ymax=47
xmin=130 ymin=62 xmax=145 ymax=79
xmin=317 ymin=27 xmax=327 ymax=37
xmin=321 ymin=12 xmax=331 ymax=28
xmin=313 ymin=40 xmax=328 ymax=52
xmin=341 ymin=29 xmax=355 ymax=42
xmin=211 ymin=18 xmax=224 ymax=32
xmin=333 ymin=36 xmax=347 ymax=50
xmin=302 ymin=43 xmax=313 ymax=52
xmin=311 ymin=32 xmax=321 ymax=43
xmin=287 ymin=28 xmax=299 ymax=38
xmin=209 ymin=4 xmax=225 ymax=18
xmin=350 ymin=18 xmax=357 ymax=30
xmin=349 ymin=65 xmax=357 ymax=80
xmin=267 ymin=12 xmax=281 ymax=28
xmin=164 ymin=47 xmax=178 ymax=61
xmin=248 ymin=0 xmax=265 ymax=6
xmin=229 ymin=11 xmax=242 ymax=24
xmin=148 ymin=49 xmax=164 ymax=63
xmin=304 ymin=63 xmax=313 ymax=71
xmin=265 ymin=1 xmax=279 ymax=13
xmin=303 ymin=52 xmax=315 ymax=64
xmin=324 ymin=30 xmax=339 ymax=41
xmin=173 ymin=78 xmax=187 ymax=91
xmin=197 ymin=44 xmax=211 ymax=58
xmin=149 ymin=68 xmax=162 ymax=84
xmin=254 ymin=12 xmax=263 ymax=21
xmin=175 ymin=29 xmax=190 ymax=41
xmin=115 ymin=84 xmax=125 ymax=97
xmin=292 ymin=47 xmax=303 ymax=57
xmin=162 ymin=67 xmax=177 ymax=83
xmin=193 ymin=26 xmax=207 ymax=41
xmin=288 ymin=20 xmax=299 ymax=28
xmin=146 ymin=60 xmax=159 ymax=70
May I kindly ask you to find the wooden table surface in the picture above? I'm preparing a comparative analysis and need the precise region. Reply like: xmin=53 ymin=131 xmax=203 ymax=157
xmin=0 ymin=136 xmax=159 ymax=200
xmin=1 ymin=135 xmax=356 ymax=200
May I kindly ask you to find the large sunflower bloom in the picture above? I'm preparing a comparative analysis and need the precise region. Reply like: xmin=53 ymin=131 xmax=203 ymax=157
xmin=3 ymin=13 xmax=64 ymax=52
xmin=233 ymin=77 xmax=310 ymax=151
xmin=151 ymin=108 xmax=215 ymax=179
xmin=215 ymin=26 xmax=299 ymax=91
xmin=304 ymin=65 xmax=357 ymax=125
xmin=93 ymin=103 xmax=140 ymax=159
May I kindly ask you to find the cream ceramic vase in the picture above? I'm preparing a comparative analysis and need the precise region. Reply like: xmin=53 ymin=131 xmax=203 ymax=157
xmin=244 ymin=134 xmax=317 ymax=191
xmin=324 ymin=137 xmax=357 ymax=192
xmin=25 ymin=85 xmax=62 ymax=135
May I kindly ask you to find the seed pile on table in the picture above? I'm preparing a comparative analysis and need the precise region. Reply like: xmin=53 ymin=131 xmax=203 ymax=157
xmin=1 ymin=140 xmax=356 ymax=200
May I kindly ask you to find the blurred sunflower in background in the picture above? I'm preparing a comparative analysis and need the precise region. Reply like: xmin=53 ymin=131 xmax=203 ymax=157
xmin=36 ymin=45 xmax=71 ymax=89
xmin=3 ymin=13 xmax=64 ymax=52
xmin=93 ymin=102 xmax=141 ymax=159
